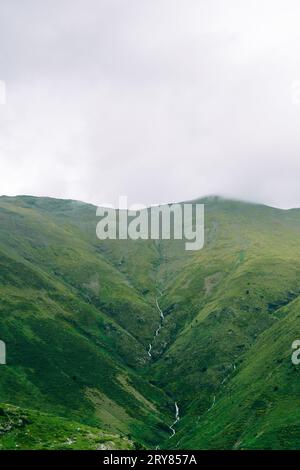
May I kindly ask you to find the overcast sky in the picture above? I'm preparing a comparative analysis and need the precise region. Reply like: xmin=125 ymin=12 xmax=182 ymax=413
xmin=1 ymin=0 xmax=300 ymax=208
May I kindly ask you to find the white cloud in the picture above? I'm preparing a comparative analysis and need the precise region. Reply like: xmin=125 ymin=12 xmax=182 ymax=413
xmin=0 ymin=0 xmax=300 ymax=208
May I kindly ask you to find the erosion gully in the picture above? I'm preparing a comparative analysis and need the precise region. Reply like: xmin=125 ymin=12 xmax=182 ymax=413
xmin=147 ymin=258 xmax=180 ymax=442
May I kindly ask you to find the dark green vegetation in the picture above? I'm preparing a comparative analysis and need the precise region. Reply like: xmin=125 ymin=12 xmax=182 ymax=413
xmin=0 ymin=195 xmax=300 ymax=449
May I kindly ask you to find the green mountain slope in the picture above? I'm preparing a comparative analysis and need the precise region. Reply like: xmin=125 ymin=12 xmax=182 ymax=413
xmin=0 ymin=196 xmax=173 ymax=448
xmin=0 ymin=403 xmax=134 ymax=450
xmin=1 ymin=195 xmax=300 ymax=449
xmin=174 ymin=294 xmax=300 ymax=449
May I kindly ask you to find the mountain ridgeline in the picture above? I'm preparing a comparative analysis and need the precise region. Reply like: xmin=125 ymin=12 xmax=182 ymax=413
xmin=0 ymin=195 xmax=300 ymax=449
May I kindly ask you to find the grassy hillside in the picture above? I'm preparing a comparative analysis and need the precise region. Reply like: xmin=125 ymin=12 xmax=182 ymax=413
xmin=1 ymin=195 xmax=300 ymax=449
xmin=0 ymin=403 xmax=134 ymax=450
xmin=172 ymin=294 xmax=300 ymax=449
xmin=0 ymin=196 xmax=173 ymax=448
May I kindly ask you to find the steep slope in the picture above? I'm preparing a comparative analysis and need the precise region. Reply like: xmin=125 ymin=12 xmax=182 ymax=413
xmin=174 ymin=294 xmax=300 ymax=449
xmin=149 ymin=198 xmax=300 ymax=448
xmin=0 ymin=196 xmax=173 ymax=448
xmin=1 ymin=195 xmax=300 ymax=449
